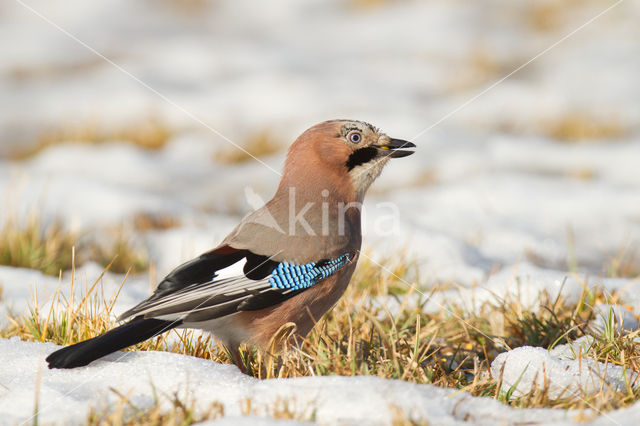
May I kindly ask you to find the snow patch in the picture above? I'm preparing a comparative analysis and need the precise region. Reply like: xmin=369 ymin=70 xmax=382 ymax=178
xmin=491 ymin=344 xmax=638 ymax=399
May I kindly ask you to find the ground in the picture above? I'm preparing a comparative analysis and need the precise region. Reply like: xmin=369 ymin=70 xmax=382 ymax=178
xmin=0 ymin=0 xmax=639 ymax=424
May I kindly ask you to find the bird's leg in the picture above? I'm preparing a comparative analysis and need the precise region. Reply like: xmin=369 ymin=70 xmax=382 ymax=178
xmin=227 ymin=345 xmax=247 ymax=374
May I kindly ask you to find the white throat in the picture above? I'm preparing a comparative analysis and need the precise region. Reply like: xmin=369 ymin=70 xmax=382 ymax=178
xmin=349 ymin=156 xmax=389 ymax=201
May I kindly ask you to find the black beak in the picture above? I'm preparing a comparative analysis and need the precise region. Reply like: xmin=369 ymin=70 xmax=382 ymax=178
xmin=374 ymin=138 xmax=416 ymax=158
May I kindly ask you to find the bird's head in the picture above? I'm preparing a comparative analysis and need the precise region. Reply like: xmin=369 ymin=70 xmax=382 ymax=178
xmin=283 ymin=120 xmax=415 ymax=200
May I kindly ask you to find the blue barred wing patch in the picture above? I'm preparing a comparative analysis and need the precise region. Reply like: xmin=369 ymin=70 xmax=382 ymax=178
xmin=268 ymin=253 xmax=351 ymax=291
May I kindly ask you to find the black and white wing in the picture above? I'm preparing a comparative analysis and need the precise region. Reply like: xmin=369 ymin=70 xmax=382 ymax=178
xmin=119 ymin=245 xmax=352 ymax=324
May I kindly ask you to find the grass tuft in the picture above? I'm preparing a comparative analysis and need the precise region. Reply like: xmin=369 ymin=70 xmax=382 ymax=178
xmin=10 ymin=117 xmax=172 ymax=160
xmin=0 ymin=212 xmax=166 ymax=276
xmin=0 ymin=214 xmax=76 ymax=276
xmin=605 ymin=246 xmax=640 ymax=278
xmin=89 ymin=229 xmax=149 ymax=275
xmin=545 ymin=113 xmax=627 ymax=143
xmin=88 ymin=388 xmax=225 ymax=425
xmin=133 ymin=212 xmax=180 ymax=232
xmin=216 ymin=131 xmax=283 ymax=164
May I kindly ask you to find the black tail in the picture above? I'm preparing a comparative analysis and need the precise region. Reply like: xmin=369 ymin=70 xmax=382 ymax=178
xmin=46 ymin=317 xmax=178 ymax=369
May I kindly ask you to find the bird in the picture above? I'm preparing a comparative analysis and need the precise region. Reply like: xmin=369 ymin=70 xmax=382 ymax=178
xmin=46 ymin=119 xmax=415 ymax=371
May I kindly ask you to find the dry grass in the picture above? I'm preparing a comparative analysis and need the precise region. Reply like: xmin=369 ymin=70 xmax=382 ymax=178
xmin=0 ymin=214 xmax=77 ymax=276
xmin=526 ymin=1 xmax=570 ymax=32
xmin=89 ymin=229 xmax=149 ymax=275
xmin=525 ymin=0 xmax=609 ymax=33
xmin=161 ymin=0 xmax=211 ymax=14
xmin=605 ymin=246 xmax=640 ymax=279
xmin=565 ymin=168 xmax=598 ymax=180
xmin=133 ymin=212 xmax=180 ymax=232
xmin=0 ymin=256 xmax=229 ymax=364
xmin=545 ymin=113 xmax=627 ymax=143
xmin=2 ymin=252 xmax=639 ymax=423
xmin=87 ymin=391 xmax=318 ymax=425
xmin=88 ymin=390 xmax=225 ymax=426
xmin=0 ymin=213 xmax=159 ymax=276
xmin=493 ymin=112 xmax=627 ymax=143
xmin=447 ymin=46 xmax=507 ymax=93
xmin=348 ymin=0 xmax=395 ymax=9
xmin=216 ymin=131 xmax=284 ymax=164
xmin=9 ymin=117 xmax=172 ymax=160
xmin=9 ymin=57 xmax=105 ymax=82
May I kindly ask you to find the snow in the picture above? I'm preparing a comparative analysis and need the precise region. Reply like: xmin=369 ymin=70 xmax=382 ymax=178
xmin=0 ymin=338 xmax=585 ymax=425
xmin=1 ymin=0 xmax=640 ymax=424
xmin=491 ymin=344 xmax=638 ymax=399
xmin=2 ymin=337 xmax=640 ymax=425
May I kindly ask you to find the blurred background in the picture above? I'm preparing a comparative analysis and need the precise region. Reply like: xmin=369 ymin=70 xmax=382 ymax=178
xmin=1 ymin=0 xmax=639 ymax=286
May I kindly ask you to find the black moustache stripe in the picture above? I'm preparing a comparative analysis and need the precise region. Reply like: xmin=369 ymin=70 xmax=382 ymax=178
xmin=345 ymin=147 xmax=378 ymax=171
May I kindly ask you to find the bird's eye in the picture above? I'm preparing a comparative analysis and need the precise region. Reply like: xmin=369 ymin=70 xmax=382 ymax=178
xmin=348 ymin=131 xmax=362 ymax=144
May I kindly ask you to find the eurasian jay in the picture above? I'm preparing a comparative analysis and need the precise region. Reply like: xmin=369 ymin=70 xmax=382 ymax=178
xmin=46 ymin=119 xmax=415 ymax=370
